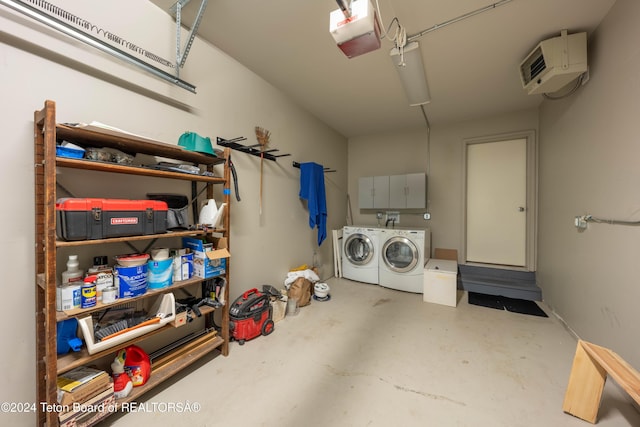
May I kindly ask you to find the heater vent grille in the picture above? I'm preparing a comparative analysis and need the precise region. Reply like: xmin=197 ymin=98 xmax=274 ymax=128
xmin=521 ymin=47 xmax=546 ymax=85
xmin=528 ymin=49 xmax=546 ymax=81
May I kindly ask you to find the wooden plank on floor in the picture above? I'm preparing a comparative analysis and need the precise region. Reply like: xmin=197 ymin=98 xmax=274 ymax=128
xmin=563 ymin=340 xmax=607 ymax=423
xmin=563 ymin=339 xmax=640 ymax=423
xmin=581 ymin=341 xmax=640 ymax=404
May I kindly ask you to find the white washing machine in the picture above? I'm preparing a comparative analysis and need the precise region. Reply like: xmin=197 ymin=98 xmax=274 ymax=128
xmin=379 ymin=227 xmax=431 ymax=293
xmin=342 ymin=226 xmax=380 ymax=284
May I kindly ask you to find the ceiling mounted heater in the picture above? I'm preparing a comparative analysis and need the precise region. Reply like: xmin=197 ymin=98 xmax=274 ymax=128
xmin=520 ymin=30 xmax=587 ymax=95
xmin=390 ymin=41 xmax=431 ymax=106
xmin=330 ymin=0 xmax=381 ymax=58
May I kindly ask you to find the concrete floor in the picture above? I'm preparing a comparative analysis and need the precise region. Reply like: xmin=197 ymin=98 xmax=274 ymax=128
xmin=102 ymin=277 xmax=640 ymax=427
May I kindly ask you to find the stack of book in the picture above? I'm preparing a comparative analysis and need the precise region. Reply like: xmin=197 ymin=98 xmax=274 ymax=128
xmin=57 ymin=366 xmax=114 ymax=427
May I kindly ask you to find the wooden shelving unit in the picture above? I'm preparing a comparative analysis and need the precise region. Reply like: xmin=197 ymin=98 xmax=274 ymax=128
xmin=34 ymin=100 xmax=231 ymax=426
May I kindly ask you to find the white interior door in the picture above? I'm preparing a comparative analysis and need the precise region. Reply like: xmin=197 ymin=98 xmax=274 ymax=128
xmin=466 ymin=138 xmax=527 ymax=266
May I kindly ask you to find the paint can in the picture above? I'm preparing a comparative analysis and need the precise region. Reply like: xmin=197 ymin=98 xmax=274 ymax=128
xmin=147 ymin=258 xmax=173 ymax=290
xmin=102 ymin=286 xmax=118 ymax=304
xmin=115 ymin=264 xmax=147 ymax=298
xmin=81 ymin=275 xmax=98 ymax=308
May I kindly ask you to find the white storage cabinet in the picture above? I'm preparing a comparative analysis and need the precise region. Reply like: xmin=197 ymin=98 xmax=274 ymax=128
xmin=358 ymin=175 xmax=390 ymax=208
xmin=389 ymin=173 xmax=427 ymax=208
xmin=423 ymin=259 xmax=459 ymax=307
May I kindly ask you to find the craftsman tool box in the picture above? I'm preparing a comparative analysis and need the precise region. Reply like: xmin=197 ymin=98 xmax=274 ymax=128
xmin=229 ymin=288 xmax=274 ymax=345
xmin=56 ymin=198 xmax=168 ymax=241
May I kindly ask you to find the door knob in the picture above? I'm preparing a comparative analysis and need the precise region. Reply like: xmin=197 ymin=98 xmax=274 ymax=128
xmin=518 ymin=206 xmax=525 ymax=212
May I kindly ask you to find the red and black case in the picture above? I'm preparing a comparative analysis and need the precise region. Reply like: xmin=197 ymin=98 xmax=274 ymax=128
xmin=229 ymin=288 xmax=274 ymax=345
xmin=56 ymin=198 xmax=168 ymax=241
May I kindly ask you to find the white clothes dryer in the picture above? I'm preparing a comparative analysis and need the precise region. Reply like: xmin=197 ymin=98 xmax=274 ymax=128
xmin=342 ymin=226 xmax=380 ymax=284
xmin=379 ymin=228 xmax=431 ymax=293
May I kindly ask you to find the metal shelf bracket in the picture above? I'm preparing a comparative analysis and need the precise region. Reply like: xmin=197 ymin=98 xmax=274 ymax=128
xmin=171 ymin=0 xmax=209 ymax=73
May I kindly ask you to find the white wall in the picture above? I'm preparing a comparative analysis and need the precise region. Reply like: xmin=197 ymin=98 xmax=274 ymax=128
xmin=348 ymin=109 xmax=538 ymax=257
xmin=0 ymin=2 xmax=346 ymax=422
xmin=537 ymin=0 xmax=640 ymax=367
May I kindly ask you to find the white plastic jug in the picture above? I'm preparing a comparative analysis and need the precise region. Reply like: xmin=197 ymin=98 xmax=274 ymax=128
xmin=199 ymin=199 xmax=218 ymax=225
xmin=211 ymin=202 xmax=227 ymax=228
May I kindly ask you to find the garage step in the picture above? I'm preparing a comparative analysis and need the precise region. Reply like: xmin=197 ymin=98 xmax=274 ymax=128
xmin=459 ymin=264 xmax=542 ymax=301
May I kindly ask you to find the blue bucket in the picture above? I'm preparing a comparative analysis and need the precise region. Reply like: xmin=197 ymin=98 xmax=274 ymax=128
xmin=115 ymin=264 xmax=147 ymax=298
xmin=147 ymin=258 xmax=173 ymax=290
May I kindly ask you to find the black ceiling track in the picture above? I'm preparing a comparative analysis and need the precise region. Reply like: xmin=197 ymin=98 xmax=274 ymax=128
xmin=216 ymin=137 xmax=291 ymax=162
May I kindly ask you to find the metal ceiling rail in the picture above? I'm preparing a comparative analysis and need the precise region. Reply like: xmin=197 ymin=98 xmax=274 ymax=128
xmin=172 ymin=0 xmax=208 ymax=72
xmin=0 ymin=0 xmax=197 ymax=93
xmin=407 ymin=0 xmax=514 ymax=42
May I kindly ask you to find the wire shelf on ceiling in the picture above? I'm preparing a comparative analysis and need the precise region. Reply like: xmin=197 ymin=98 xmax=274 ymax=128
xmin=216 ymin=137 xmax=291 ymax=162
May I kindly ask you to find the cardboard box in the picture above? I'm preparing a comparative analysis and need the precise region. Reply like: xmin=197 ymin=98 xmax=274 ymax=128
xmin=57 ymin=367 xmax=111 ymax=406
xmin=171 ymin=252 xmax=193 ymax=282
xmin=170 ymin=311 xmax=187 ymax=328
xmin=58 ymin=388 xmax=115 ymax=427
xmin=270 ymin=298 xmax=286 ymax=322
xmin=182 ymin=237 xmax=230 ymax=279
xmin=434 ymin=248 xmax=458 ymax=261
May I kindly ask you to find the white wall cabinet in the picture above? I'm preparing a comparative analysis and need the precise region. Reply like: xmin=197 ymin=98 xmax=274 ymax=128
xmin=389 ymin=173 xmax=427 ymax=208
xmin=358 ymin=176 xmax=390 ymax=208
xmin=360 ymin=173 xmax=426 ymax=209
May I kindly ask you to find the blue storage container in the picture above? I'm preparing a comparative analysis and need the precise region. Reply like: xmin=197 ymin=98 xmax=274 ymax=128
xmin=56 ymin=145 xmax=85 ymax=159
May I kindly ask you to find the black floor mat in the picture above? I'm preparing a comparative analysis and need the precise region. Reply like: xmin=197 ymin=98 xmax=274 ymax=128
xmin=468 ymin=292 xmax=504 ymax=310
xmin=500 ymin=296 xmax=548 ymax=317
xmin=468 ymin=292 xmax=548 ymax=317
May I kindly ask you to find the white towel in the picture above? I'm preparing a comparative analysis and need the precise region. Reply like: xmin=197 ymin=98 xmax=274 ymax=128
xmin=284 ymin=269 xmax=320 ymax=288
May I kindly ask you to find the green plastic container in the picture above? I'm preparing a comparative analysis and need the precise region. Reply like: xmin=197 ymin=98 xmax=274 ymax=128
xmin=178 ymin=132 xmax=215 ymax=156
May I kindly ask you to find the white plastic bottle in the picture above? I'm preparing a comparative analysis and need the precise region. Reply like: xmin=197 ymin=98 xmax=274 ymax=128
xmin=61 ymin=255 xmax=83 ymax=309
xmin=62 ymin=255 xmax=84 ymax=283
xmin=199 ymin=199 xmax=218 ymax=225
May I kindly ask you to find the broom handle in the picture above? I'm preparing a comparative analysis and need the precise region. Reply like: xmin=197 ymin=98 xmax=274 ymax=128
xmin=260 ymin=152 xmax=264 ymax=215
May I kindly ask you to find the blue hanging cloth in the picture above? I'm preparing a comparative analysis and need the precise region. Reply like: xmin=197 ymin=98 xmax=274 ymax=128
xmin=299 ymin=162 xmax=327 ymax=246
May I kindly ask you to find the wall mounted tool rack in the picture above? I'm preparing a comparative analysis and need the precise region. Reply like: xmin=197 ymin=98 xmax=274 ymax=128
xmin=292 ymin=161 xmax=336 ymax=173
xmin=217 ymin=137 xmax=291 ymax=161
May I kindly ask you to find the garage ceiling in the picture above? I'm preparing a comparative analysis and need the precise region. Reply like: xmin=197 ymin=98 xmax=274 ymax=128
xmin=149 ymin=0 xmax=616 ymax=138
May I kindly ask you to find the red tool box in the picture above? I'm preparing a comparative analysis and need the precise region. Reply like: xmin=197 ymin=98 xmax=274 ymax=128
xmin=56 ymin=198 xmax=168 ymax=241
